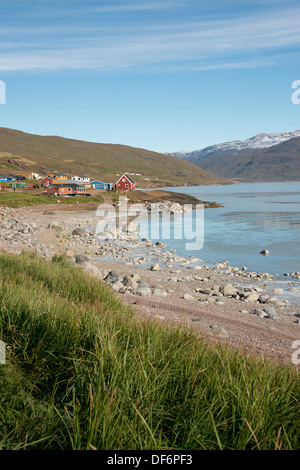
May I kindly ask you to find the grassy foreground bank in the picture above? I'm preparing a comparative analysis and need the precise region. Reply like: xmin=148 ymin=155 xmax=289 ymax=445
xmin=0 ymin=252 xmax=299 ymax=450
xmin=0 ymin=191 xmax=104 ymax=208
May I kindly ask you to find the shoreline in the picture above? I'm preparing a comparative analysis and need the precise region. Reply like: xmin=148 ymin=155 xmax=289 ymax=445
xmin=1 ymin=201 xmax=300 ymax=367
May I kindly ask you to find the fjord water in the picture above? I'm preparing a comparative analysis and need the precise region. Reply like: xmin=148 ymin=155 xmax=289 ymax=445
xmin=149 ymin=182 xmax=300 ymax=278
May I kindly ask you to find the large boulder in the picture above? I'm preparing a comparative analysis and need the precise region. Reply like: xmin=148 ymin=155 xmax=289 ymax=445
xmin=80 ymin=262 xmax=103 ymax=280
xmin=243 ymin=292 xmax=260 ymax=302
xmin=136 ymin=287 xmax=152 ymax=297
xmin=220 ymin=284 xmax=238 ymax=297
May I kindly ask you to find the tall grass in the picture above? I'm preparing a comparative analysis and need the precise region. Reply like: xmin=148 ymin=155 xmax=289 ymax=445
xmin=0 ymin=251 xmax=299 ymax=450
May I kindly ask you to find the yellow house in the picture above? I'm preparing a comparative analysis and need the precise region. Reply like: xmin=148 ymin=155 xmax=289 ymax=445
xmin=48 ymin=172 xmax=68 ymax=180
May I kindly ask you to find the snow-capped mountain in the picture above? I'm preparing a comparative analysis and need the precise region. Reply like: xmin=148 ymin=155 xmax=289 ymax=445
xmin=167 ymin=129 xmax=300 ymax=182
xmin=169 ymin=129 xmax=300 ymax=160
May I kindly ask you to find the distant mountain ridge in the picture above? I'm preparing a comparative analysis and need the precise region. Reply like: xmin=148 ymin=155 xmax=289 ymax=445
xmin=169 ymin=129 xmax=300 ymax=159
xmin=167 ymin=129 xmax=300 ymax=181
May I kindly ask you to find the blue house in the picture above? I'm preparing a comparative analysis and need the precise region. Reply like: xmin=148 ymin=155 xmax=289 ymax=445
xmin=90 ymin=180 xmax=113 ymax=190
xmin=0 ymin=175 xmax=15 ymax=182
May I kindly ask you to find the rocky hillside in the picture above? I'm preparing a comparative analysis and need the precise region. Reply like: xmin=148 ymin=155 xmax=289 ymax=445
xmin=168 ymin=130 xmax=300 ymax=181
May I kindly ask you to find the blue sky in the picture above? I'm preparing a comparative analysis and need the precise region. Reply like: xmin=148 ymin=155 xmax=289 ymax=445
xmin=0 ymin=0 xmax=299 ymax=152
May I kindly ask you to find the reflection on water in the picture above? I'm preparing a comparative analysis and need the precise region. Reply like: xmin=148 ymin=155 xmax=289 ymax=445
xmin=222 ymin=211 xmax=300 ymax=230
xmin=234 ymin=192 xmax=300 ymax=198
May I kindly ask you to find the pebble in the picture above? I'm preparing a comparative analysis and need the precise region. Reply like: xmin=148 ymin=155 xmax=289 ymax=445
xmin=183 ymin=293 xmax=196 ymax=301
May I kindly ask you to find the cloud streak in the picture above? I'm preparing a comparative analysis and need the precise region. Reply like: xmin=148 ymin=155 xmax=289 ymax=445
xmin=1 ymin=4 xmax=300 ymax=72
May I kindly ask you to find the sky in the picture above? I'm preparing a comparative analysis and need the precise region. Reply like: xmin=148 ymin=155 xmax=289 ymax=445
xmin=0 ymin=0 xmax=300 ymax=153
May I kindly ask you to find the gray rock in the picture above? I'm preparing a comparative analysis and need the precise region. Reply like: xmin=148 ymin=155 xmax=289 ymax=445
xmin=72 ymin=228 xmax=86 ymax=236
xmin=75 ymin=253 xmax=89 ymax=264
xmin=137 ymin=280 xmax=150 ymax=288
xmin=155 ymin=242 xmax=166 ymax=248
xmin=104 ymin=271 xmax=120 ymax=284
xmin=136 ymin=287 xmax=152 ymax=297
xmin=252 ymin=309 xmax=266 ymax=318
xmin=80 ymin=262 xmax=103 ymax=280
xmin=150 ymin=264 xmax=160 ymax=271
xmin=260 ymin=249 xmax=270 ymax=256
xmin=122 ymin=275 xmax=138 ymax=289
xmin=153 ymin=288 xmax=168 ymax=297
xmin=198 ymin=288 xmax=212 ymax=295
xmin=265 ymin=296 xmax=280 ymax=304
xmin=111 ymin=281 xmax=125 ymax=292
xmin=243 ymin=293 xmax=260 ymax=302
xmin=258 ymin=295 xmax=270 ymax=304
xmin=263 ymin=306 xmax=280 ymax=320
xmin=183 ymin=293 xmax=196 ymax=300
xmin=220 ymin=284 xmax=238 ymax=297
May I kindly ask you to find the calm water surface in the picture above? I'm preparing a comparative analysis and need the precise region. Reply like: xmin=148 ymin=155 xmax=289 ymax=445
xmin=146 ymin=182 xmax=300 ymax=278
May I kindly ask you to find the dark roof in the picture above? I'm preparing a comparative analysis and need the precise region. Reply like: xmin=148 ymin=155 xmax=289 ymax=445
xmin=116 ymin=174 xmax=135 ymax=184
xmin=48 ymin=183 xmax=85 ymax=188
xmin=125 ymin=174 xmax=135 ymax=183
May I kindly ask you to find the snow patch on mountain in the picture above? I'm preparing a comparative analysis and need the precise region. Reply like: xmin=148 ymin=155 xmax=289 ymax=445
xmin=168 ymin=129 xmax=300 ymax=159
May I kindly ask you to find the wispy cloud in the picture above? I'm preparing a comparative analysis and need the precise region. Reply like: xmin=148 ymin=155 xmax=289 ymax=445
xmin=0 ymin=4 xmax=300 ymax=72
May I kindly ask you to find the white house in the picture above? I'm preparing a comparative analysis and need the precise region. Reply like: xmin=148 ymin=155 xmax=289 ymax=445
xmin=71 ymin=175 xmax=90 ymax=183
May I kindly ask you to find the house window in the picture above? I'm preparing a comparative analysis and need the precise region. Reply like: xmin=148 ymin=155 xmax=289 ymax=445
xmin=122 ymin=178 xmax=126 ymax=182
xmin=125 ymin=184 xmax=128 ymax=188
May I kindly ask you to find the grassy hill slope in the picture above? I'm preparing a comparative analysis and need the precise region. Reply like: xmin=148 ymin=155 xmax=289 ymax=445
xmin=0 ymin=128 xmax=230 ymax=187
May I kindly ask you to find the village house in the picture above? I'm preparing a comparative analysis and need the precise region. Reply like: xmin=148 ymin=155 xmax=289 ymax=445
xmin=41 ymin=176 xmax=81 ymax=187
xmin=115 ymin=174 xmax=135 ymax=191
xmin=43 ymin=183 xmax=90 ymax=197
xmin=48 ymin=172 xmax=68 ymax=180
xmin=40 ymin=177 xmax=53 ymax=187
xmin=0 ymin=175 xmax=16 ymax=182
xmin=71 ymin=175 xmax=90 ymax=183
xmin=9 ymin=182 xmax=26 ymax=189
xmin=90 ymin=180 xmax=113 ymax=190
xmin=30 ymin=172 xmax=43 ymax=180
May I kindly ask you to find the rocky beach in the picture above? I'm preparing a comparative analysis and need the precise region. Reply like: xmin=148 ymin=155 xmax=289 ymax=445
xmin=1 ymin=200 xmax=300 ymax=366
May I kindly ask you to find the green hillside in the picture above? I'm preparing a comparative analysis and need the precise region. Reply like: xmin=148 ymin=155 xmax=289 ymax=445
xmin=0 ymin=128 xmax=229 ymax=187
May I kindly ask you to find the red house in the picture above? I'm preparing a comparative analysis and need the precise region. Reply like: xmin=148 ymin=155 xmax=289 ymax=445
xmin=41 ymin=177 xmax=53 ymax=187
xmin=115 ymin=174 xmax=135 ymax=191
